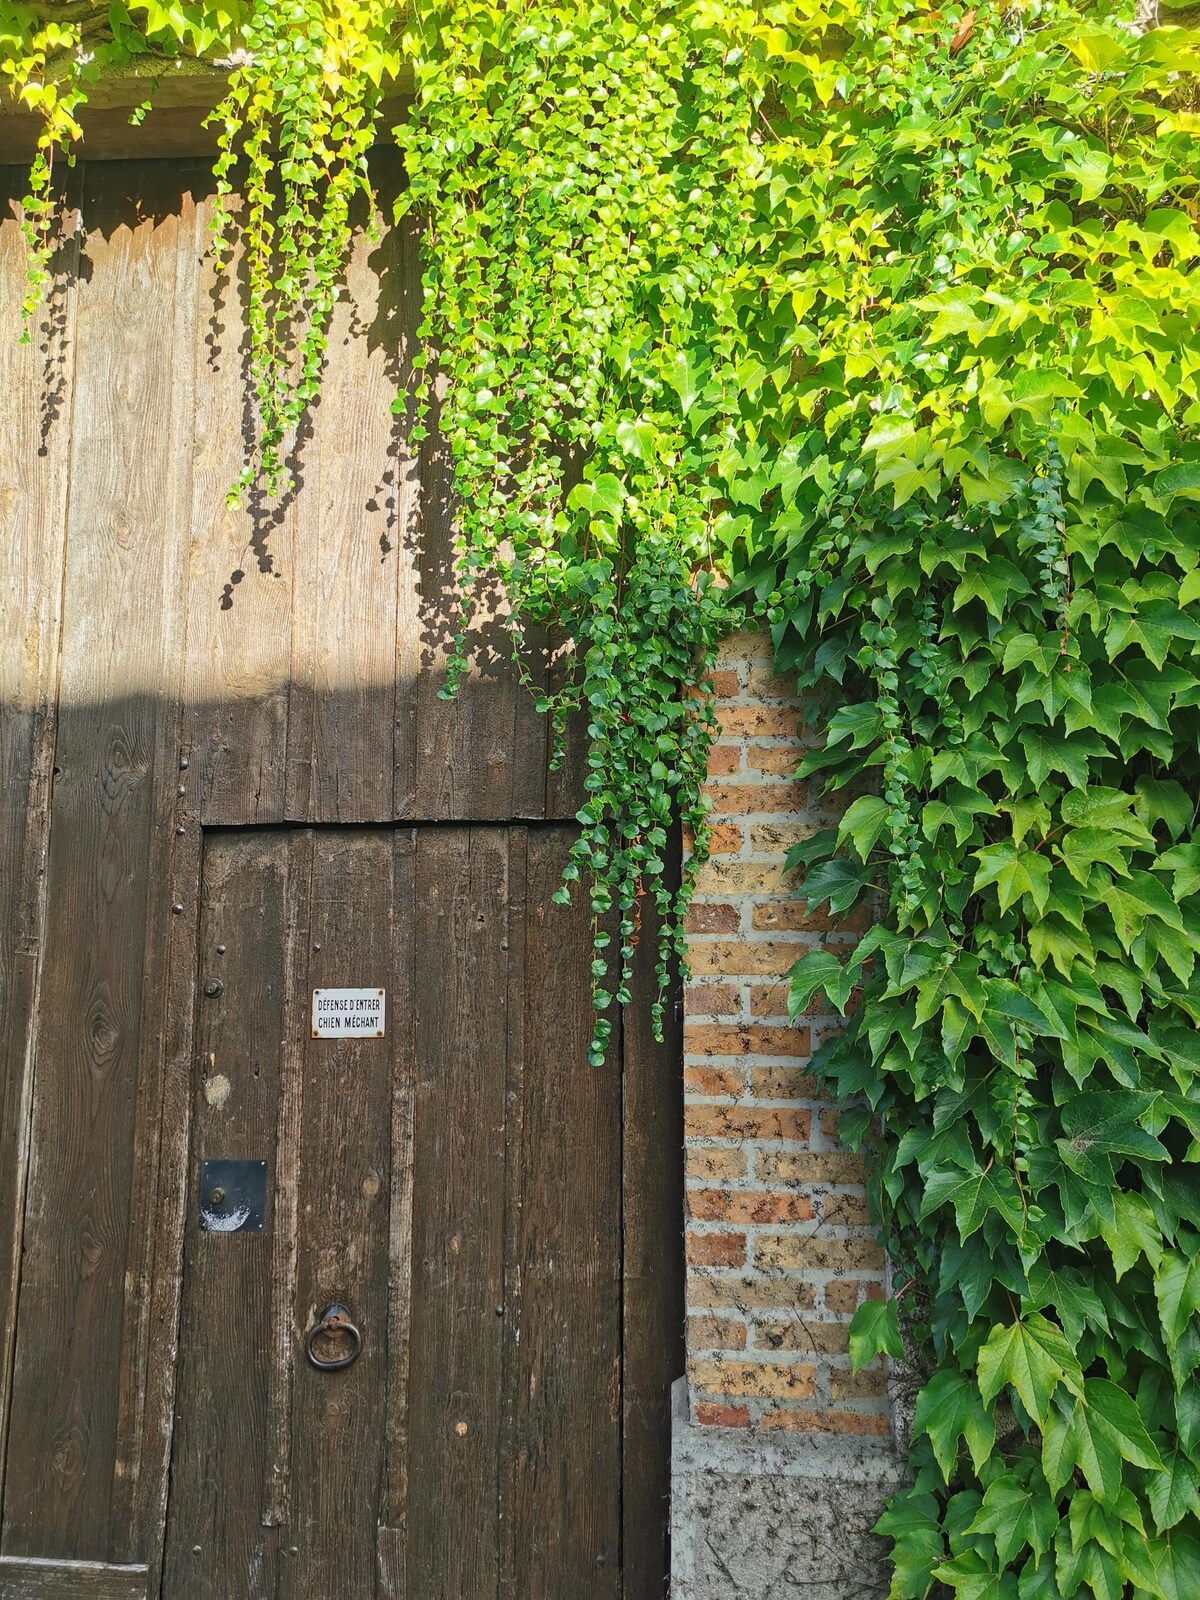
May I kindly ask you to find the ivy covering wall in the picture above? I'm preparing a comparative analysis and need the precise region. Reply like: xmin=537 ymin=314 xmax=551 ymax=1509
xmin=5 ymin=1 xmax=1200 ymax=1594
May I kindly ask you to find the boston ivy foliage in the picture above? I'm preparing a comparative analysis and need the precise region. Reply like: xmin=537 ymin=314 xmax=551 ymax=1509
xmin=5 ymin=1 xmax=1200 ymax=1594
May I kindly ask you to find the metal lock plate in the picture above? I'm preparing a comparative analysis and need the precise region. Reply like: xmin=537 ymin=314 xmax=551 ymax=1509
xmin=199 ymin=1159 xmax=267 ymax=1233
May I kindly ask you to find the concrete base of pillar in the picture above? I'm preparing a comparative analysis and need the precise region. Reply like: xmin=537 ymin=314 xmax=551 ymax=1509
xmin=669 ymin=1381 xmax=908 ymax=1600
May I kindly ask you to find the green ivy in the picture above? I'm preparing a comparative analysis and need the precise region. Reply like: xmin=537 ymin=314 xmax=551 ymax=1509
xmin=6 ymin=2 xmax=1200 ymax=1594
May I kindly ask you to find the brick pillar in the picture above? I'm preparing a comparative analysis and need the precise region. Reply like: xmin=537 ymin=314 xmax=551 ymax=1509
xmin=671 ymin=629 xmax=906 ymax=1599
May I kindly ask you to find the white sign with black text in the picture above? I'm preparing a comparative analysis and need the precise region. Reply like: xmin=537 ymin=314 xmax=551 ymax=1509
xmin=311 ymin=988 xmax=386 ymax=1039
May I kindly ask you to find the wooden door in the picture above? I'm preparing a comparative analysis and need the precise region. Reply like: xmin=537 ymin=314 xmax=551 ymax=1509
xmin=158 ymin=824 xmax=662 ymax=1599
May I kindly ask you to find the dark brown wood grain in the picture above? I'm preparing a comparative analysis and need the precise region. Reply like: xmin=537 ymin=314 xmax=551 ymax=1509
xmin=404 ymin=827 xmax=511 ymax=1596
xmin=277 ymin=830 xmax=397 ymax=1598
xmin=1 ymin=160 xmax=198 ymax=1562
xmin=503 ymin=827 xmax=623 ymax=1597
xmin=621 ymin=844 xmax=686 ymax=1600
xmin=0 ymin=171 xmax=79 ymax=1519
xmin=0 ymin=1555 xmax=148 ymax=1598
xmin=159 ymin=831 xmax=291 ymax=1597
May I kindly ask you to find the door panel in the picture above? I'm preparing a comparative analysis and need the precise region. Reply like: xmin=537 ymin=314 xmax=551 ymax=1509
xmin=161 ymin=825 xmax=638 ymax=1598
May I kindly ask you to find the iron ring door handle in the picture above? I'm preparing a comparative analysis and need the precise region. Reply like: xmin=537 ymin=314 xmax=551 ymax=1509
xmin=306 ymin=1302 xmax=362 ymax=1371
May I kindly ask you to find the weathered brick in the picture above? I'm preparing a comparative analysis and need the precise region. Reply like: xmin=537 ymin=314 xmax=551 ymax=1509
xmin=750 ymin=822 xmax=822 ymax=854
xmin=706 ymin=669 xmax=743 ymax=697
xmin=694 ymin=861 xmax=798 ymax=896
xmin=686 ymin=1231 xmax=747 ymax=1269
xmin=695 ymin=1401 xmax=751 ymax=1427
xmin=685 ymin=982 xmax=741 ymax=1018
xmin=688 ymin=1315 xmax=748 ymax=1351
xmin=818 ymin=1107 xmax=842 ymax=1141
xmin=749 ymin=1066 xmax=820 ymax=1100
xmin=756 ymin=1151 xmax=867 ymax=1186
xmin=691 ymin=1360 xmax=816 ymax=1400
xmin=685 ymin=1145 xmax=748 ymax=1182
xmin=820 ymin=1190 xmax=873 ymax=1227
xmin=685 ymin=1106 xmax=811 ymax=1142
xmin=715 ymin=628 xmax=774 ymax=666
xmin=747 ymin=744 xmax=803 ymax=776
xmin=823 ymin=1280 xmax=885 ymax=1316
xmin=754 ymin=1234 xmax=886 ymax=1272
xmin=683 ymin=1065 xmax=744 ymax=1098
xmin=685 ymin=902 xmax=741 ymax=935
xmin=707 ymin=743 xmax=743 ymax=777
xmin=689 ymin=1190 xmax=815 ymax=1225
xmin=748 ymin=980 xmax=792 ymax=1017
xmin=687 ymin=941 xmax=801 ymax=979
xmin=760 ymin=1407 xmax=891 ymax=1437
xmin=683 ymin=1023 xmax=811 ymax=1058
xmin=751 ymin=900 xmax=873 ymax=934
xmin=705 ymin=822 xmax=745 ymax=854
xmin=703 ymin=782 xmax=809 ymax=816
xmin=743 ymin=663 xmax=802 ymax=701
xmin=716 ymin=706 xmax=803 ymax=739
xmin=687 ymin=1273 xmax=818 ymax=1312
xmin=754 ymin=1317 xmax=850 ymax=1355
xmin=830 ymin=1364 xmax=889 ymax=1401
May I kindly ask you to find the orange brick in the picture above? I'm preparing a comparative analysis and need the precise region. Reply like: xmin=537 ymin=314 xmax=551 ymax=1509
xmin=687 ymin=942 xmax=801 ymax=980
xmin=761 ymin=1407 xmax=891 ymax=1437
xmin=707 ymin=744 xmax=742 ymax=776
xmin=823 ymin=1280 xmax=884 ymax=1316
xmin=752 ymin=900 xmax=873 ymax=934
xmin=706 ymin=669 xmax=743 ymax=697
xmin=684 ymin=1065 xmax=744 ymax=1098
xmin=688 ymin=1274 xmax=818 ymax=1312
xmin=706 ymin=822 xmax=744 ymax=853
xmin=689 ymin=1190 xmax=815 ymax=1224
xmin=685 ymin=982 xmax=741 ymax=1018
xmin=685 ymin=1106 xmax=811 ymax=1142
xmin=755 ymin=1318 xmax=850 ymax=1355
xmin=686 ymin=903 xmax=741 ymax=935
xmin=684 ymin=1023 xmax=811 ymax=1058
xmin=686 ymin=1231 xmax=747 ymax=1268
xmin=754 ymin=1235 xmax=885 ymax=1272
xmin=686 ymin=1145 xmax=748 ymax=1182
xmin=749 ymin=981 xmax=791 ymax=1018
xmin=716 ymin=629 xmax=774 ymax=666
xmin=747 ymin=744 xmax=803 ymax=776
xmin=688 ymin=1315 xmax=748 ymax=1351
xmin=717 ymin=706 xmax=802 ymax=738
xmin=695 ymin=1401 xmax=751 ymax=1427
xmin=831 ymin=1365 xmax=890 ymax=1401
xmin=691 ymin=1360 xmax=816 ymax=1400
xmin=756 ymin=1151 xmax=866 ymax=1185
xmin=744 ymin=663 xmax=801 ymax=700
xmin=749 ymin=1066 xmax=821 ymax=1099
xmin=703 ymin=783 xmax=809 ymax=816
xmin=819 ymin=1108 xmax=842 ymax=1141
xmin=820 ymin=1191 xmax=873 ymax=1227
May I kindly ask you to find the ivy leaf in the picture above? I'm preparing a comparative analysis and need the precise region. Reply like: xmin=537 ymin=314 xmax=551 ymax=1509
xmin=1022 ymin=1261 xmax=1111 ymax=1343
xmin=1043 ymin=1383 xmax=1162 ymax=1504
xmin=1154 ymin=1534 xmax=1200 ymax=1600
xmin=798 ymin=857 xmax=871 ymax=916
xmin=968 ymin=1472 xmax=1058 ymax=1566
xmin=1148 ymin=1445 xmax=1200 ymax=1533
xmin=1057 ymin=1092 xmax=1168 ymax=1187
xmin=837 ymin=794 xmax=891 ymax=861
xmin=787 ymin=949 xmax=850 ymax=1017
xmin=921 ymin=1163 xmax=1026 ymax=1243
xmin=977 ymin=1315 xmax=1083 ymax=1426
xmin=973 ymin=841 xmax=1052 ymax=915
xmin=912 ymin=1369 xmax=996 ymax=1481
xmin=847 ymin=1297 xmax=903 ymax=1370
xmin=1155 ymin=1250 xmax=1200 ymax=1344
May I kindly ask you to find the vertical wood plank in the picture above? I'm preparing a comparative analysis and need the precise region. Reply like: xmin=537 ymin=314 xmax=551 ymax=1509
xmin=159 ymin=830 xmax=291 ymax=1599
xmin=186 ymin=187 xmax=296 ymax=829
xmin=277 ymin=829 xmax=395 ymax=1599
xmin=405 ymin=826 xmax=509 ymax=1597
xmin=1 ymin=159 xmax=196 ymax=1561
xmin=621 ymin=836 xmax=685 ymax=1600
xmin=504 ymin=827 xmax=622 ymax=1597
xmin=0 ymin=168 xmax=79 ymax=1515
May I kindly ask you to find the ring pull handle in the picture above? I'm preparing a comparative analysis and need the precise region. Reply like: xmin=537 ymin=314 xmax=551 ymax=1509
xmin=306 ymin=1301 xmax=362 ymax=1371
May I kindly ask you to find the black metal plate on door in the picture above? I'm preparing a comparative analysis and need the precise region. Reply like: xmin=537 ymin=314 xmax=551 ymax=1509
xmin=199 ymin=1159 xmax=267 ymax=1232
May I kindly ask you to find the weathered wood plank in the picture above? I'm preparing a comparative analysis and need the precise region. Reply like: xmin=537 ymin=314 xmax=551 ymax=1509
xmin=405 ymin=826 xmax=510 ymax=1596
xmin=159 ymin=830 xmax=290 ymax=1597
xmin=504 ymin=826 xmax=622 ymax=1596
xmin=0 ymin=1555 xmax=148 ymax=1599
xmin=1 ymin=159 xmax=195 ymax=1561
xmin=187 ymin=184 xmax=296 ymax=829
xmin=622 ymin=838 xmax=686 ymax=1600
xmin=285 ymin=189 xmax=410 ymax=825
xmin=0 ymin=169 xmax=79 ymax=1516
xmin=278 ymin=829 xmax=396 ymax=1598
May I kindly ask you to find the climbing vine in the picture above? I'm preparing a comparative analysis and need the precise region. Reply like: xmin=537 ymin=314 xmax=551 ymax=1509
xmin=5 ymin=0 xmax=1200 ymax=1594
